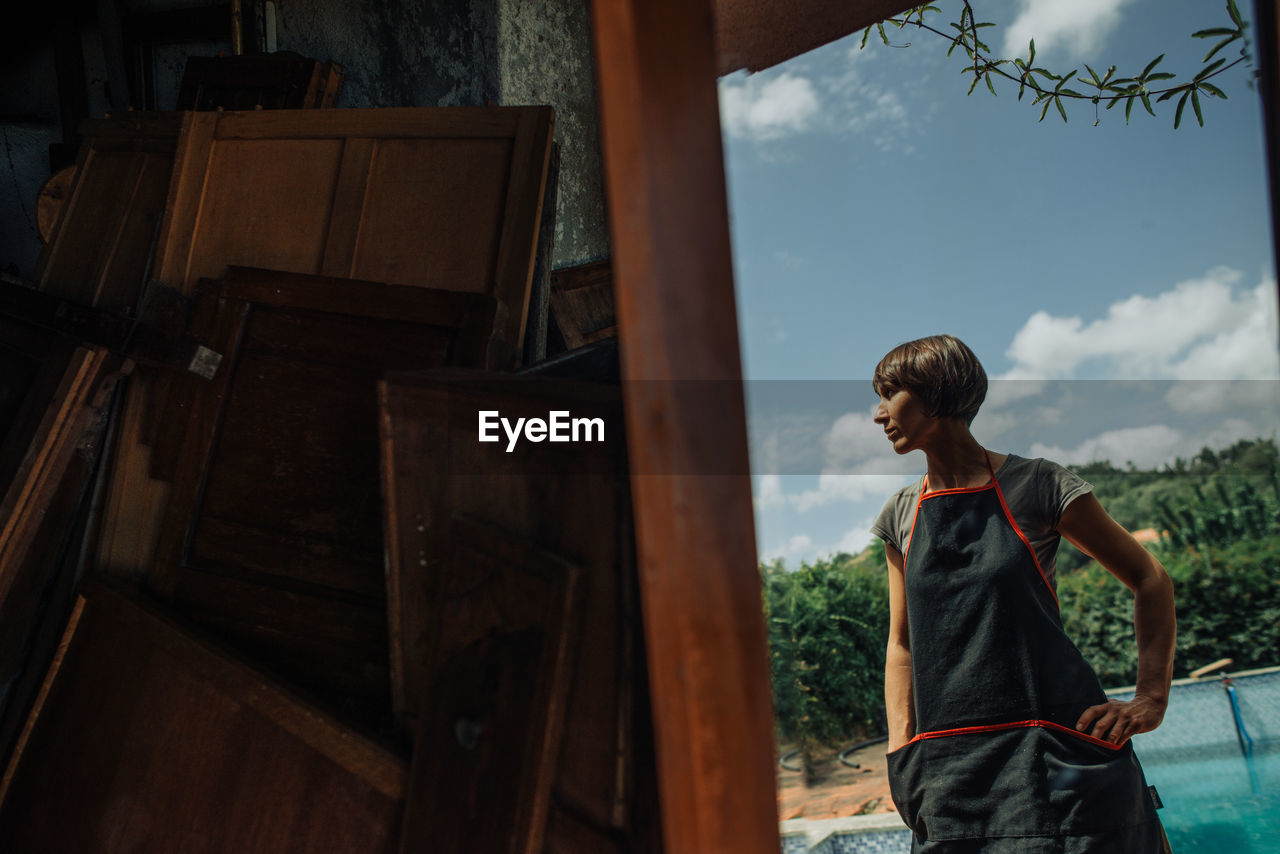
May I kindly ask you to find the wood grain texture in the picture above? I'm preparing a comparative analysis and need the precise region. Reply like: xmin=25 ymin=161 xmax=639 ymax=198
xmin=99 ymin=107 xmax=551 ymax=581
xmin=398 ymin=515 xmax=582 ymax=854
xmin=0 ymin=347 xmax=118 ymax=602
xmin=713 ymin=0 xmax=919 ymax=74
xmin=0 ymin=586 xmax=405 ymax=852
xmin=146 ymin=268 xmax=495 ymax=729
xmin=549 ymin=260 xmax=616 ymax=351
xmin=0 ymin=317 xmax=123 ymax=770
xmin=33 ymin=113 xmax=185 ymax=313
xmin=591 ymin=0 xmax=781 ymax=851
xmin=379 ymin=371 xmax=660 ymax=847
xmin=150 ymin=107 xmax=552 ymax=365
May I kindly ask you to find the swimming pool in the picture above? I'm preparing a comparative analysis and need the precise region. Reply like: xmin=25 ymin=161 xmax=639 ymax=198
xmin=1139 ymin=743 xmax=1278 ymax=851
xmin=1124 ymin=668 xmax=1280 ymax=853
xmin=781 ymin=668 xmax=1280 ymax=853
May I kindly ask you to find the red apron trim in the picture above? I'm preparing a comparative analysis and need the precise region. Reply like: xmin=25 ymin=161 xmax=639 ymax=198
xmin=904 ymin=455 xmax=1060 ymax=605
xmin=905 ymin=718 xmax=1127 ymax=751
xmin=989 ymin=474 xmax=1060 ymax=607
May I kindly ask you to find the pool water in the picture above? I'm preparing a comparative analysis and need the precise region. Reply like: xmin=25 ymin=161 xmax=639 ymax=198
xmin=1138 ymin=742 xmax=1279 ymax=853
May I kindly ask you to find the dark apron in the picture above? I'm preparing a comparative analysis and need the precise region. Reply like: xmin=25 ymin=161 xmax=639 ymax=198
xmin=886 ymin=457 xmax=1165 ymax=852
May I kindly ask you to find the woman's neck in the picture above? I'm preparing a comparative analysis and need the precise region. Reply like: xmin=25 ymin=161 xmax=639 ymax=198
xmin=922 ymin=424 xmax=991 ymax=491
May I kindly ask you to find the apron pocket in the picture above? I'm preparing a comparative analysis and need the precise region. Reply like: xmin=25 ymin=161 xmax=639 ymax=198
xmin=886 ymin=739 xmax=928 ymax=838
xmin=901 ymin=725 xmax=1158 ymax=842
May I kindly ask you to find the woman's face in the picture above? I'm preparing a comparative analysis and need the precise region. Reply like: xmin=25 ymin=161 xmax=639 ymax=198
xmin=873 ymin=388 xmax=939 ymax=454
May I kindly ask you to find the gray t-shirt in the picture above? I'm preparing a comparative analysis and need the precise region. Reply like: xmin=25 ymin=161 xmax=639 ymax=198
xmin=870 ymin=454 xmax=1092 ymax=590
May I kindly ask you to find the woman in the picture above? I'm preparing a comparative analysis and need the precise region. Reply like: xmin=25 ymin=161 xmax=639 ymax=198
xmin=870 ymin=335 xmax=1176 ymax=852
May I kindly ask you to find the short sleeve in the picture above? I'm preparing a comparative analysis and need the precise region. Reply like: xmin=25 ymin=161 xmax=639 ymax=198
xmin=870 ymin=496 xmax=899 ymax=552
xmin=1037 ymin=458 xmax=1093 ymax=528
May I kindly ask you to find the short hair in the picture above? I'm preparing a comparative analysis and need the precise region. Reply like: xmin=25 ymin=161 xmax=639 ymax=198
xmin=872 ymin=334 xmax=988 ymax=425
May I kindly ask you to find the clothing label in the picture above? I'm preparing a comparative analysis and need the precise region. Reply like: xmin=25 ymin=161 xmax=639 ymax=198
xmin=1148 ymin=785 xmax=1164 ymax=810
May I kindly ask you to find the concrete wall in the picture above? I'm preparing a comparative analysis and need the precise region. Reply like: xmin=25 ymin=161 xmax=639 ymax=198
xmin=497 ymin=0 xmax=607 ymax=267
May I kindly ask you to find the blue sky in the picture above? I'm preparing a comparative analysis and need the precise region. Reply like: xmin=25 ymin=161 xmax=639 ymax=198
xmin=719 ymin=0 xmax=1280 ymax=564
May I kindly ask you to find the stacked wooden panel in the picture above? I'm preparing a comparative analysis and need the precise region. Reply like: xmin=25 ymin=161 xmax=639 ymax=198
xmin=0 ymin=305 xmax=124 ymax=769
xmin=145 ymin=266 xmax=496 ymax=728
xmin=0 ymin=103 xmax=663 ymax=852
xmin=0 ymin=586 xmax=405 ymax=851
xmin=380 ymin=371 xmax=661 ymax=853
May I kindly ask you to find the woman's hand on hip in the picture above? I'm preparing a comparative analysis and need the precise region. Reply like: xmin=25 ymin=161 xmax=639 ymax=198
xmin=1075 ymin=694 xmax=1167 ymax=744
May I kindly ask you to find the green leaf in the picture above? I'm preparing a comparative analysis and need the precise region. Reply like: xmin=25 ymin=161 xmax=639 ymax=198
xmin=1141 ymin=53 xmax=1166 ymax=79
xmin=986 ymin=73 xmax=998 ymax=96
xmin=1085 ymin=64 xmax=1103 ymax=86
xmin=1195 ymin=58 xmax=1227 ymax=81
xmin=1204 ymin=36 xmax=1238 ymax=63
xmin=1200 ymin=81 xmax=1228 ymax=99
xmin=1018 ymin=80 xmax=1027 ymax=101
xmin=1192 ymin=89 xmax=1204 ymax=126
xmin=1056 ymin=95 xmax=1068 ymax=123
xmin=1193 ymin=27 xmax=1238 ymax=38
xmin=968 ymin=73 xmax=981 ymax=95
xmin=1175 ymin=91 xmax=1189 ymax=128
xmin=1105 ymin=96 xmax=1122 ymax=110
xmin=878 ymin=22 xmax=889 ymax=45
xmin=1029 ymin=38 xmax=1036 ymax=65
xmin=1059 ymin=88 xmax=1086 ymax=98
xmin=1039 ymin=98 xmax=1053 ymax=122
xmin=1228 ymin=0 xmax=1243 ymax=29
xmin=1141 ymin=92 xmax=1155 ymax=116
xmin=1125 ymin=95 xmax=1135 ymax=122
xmin=1146 ymin=72 xmax=1177 ymax=82
xmin=1156 ymin=88 xmax=1180 ymax=103
xmin=859 ymin=26 xmax=871 ymax=49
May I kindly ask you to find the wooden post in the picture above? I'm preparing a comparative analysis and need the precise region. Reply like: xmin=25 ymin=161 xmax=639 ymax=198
xmin=1254 ymin=0 xmax=1280 ymax=320
xmin=590 ymin=2 xmax=780 ymax=852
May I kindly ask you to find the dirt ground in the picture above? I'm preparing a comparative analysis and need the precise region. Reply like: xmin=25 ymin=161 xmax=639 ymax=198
xmin=775 ymin=741 xmax=897 ymax=821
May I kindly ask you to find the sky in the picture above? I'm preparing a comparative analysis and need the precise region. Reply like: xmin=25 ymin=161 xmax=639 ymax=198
xmin=718 ymin=0 xmax=1280 ymax=564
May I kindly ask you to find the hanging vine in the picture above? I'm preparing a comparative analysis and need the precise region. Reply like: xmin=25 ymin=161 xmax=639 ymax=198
xmin=859 ymin=0 xmax=1252 ymax=127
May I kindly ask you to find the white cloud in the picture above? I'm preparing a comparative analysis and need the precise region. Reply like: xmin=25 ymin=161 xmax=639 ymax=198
xmin=1004 ymin=269 xmax=1280 ymax=380
xmin=1164 ymin=380 xmax=1280 ymax=415
xmin=1031 ymin=414 xmax=1277 ymax=471
xmin=760 ymin=533 xmax=816 ymax=564
xmin=821 ymin=45 xmax=918 ymax=153
xmin=790 ymin=473 xmax=917 ymax=513
xmin=832 ymin=516 xmax=880 ymax=556
xmin=754 ymin=473 xmax=785 ymax=510
xmin=719 ymin=71 xmax=820 ymax=141
xmin=1031 ymin=424 xmax=1184 ymax=469
xmin=1001 ymin=0 xmax=1138 ymax=61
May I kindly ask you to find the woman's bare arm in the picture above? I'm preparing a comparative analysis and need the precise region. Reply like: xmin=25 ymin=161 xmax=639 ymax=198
xmin=884 ymin=543 xmax=915 ymax=750
xmin=1058 ymin=492 xmax=1177 ymax=744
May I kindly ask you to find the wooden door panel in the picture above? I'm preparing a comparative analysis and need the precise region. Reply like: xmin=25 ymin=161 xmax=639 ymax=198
xmin=96 ymin=107 xmax=553 ymax=584
xmin=34 ymin=113 xmax=184 ymax=313
xmin=0 ymin=587 xmax=405 ymax=852
xmin=183 ymin=138 xmax=345 ymax=284
xmin=152 ymin=106 xmax=553 ymax=367
xmin=147 ymin=267 xmax=496 ymax=728
xmin=380 ymin=372 xmax=660 ymax=844
xmin=351 ymin=138 xmax=513 ymax=290
xmin=398 ymin=515 xmax=582 ymax=854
